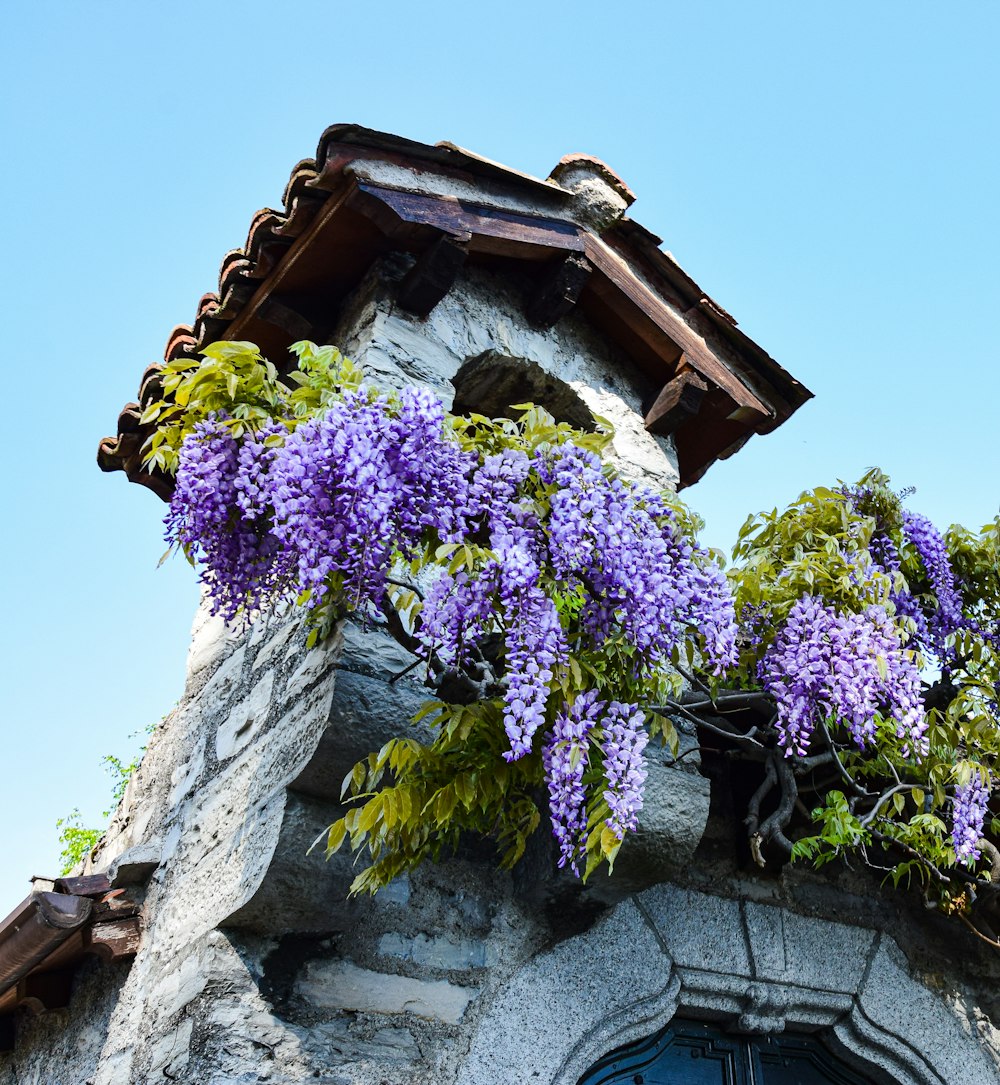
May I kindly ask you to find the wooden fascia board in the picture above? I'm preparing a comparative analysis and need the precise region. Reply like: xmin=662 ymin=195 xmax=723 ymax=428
xmin=0 ymin=893 xmax=92 ymax=1001
xmin=691 ymin=297 xmax=812 ymax=425
xmin=582 ymin=234 xmax=772 ymax=424
xmin=351 ymin=183 xmax=585 ymax=257
xmin=223 ymin=181 xmax=358 ymax=344
xmin=604 ymin=225 xmax=810 ymax=423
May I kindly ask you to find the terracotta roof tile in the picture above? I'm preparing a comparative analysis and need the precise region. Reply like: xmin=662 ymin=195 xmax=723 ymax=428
xmin=549 ymin=152 xmax=637 ymax=204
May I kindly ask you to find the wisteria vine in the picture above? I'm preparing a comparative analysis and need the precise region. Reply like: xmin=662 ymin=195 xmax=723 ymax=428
xmin=154 ymin=341 xmax=735 ymax=885
xmin=147 ymin=343 xmax=1000 ymax=940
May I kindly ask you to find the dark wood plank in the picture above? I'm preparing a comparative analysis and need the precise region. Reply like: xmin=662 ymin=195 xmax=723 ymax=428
xmin=397 ymin=232 xmax=470 ymax=316
xmin=674 ymin=400 xmax=756 ymax=490
xmin=526 ymin=253 xmax=592 ymax=328
xmin=53 ymin=874 xmax=111 ymax=899
xmin=354 ymin=183 xmax=584 ymax=256
xmin=91 ymin=890 xmax=141 ymax=922
xmin=18 ymin=971 xmax=74 ymax=1015
xmin=30 ymin=930 xmax=84 ymax=973
xmin=0 ymin=895 xmax=91 ymax=1004
xmin=84 ymin=918 xmax=142 ymax=962
xmin=222 ymin=182 xmax=357 ymax=343
xmin=644 ymin=366 xmax=708 ymax=436
xmin=582 ymin=235 xmax=771 ymax=419
xmin=257 ymin=297 xmax=317 ymax=341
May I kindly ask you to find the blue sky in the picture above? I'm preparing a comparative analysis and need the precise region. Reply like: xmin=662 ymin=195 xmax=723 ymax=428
xmin=1 ymin=1 xmax=997 ymax=908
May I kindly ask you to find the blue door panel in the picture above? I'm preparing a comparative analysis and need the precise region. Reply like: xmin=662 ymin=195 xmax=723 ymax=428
xmin=578 ymin=1019 xmax=880 ymax=1085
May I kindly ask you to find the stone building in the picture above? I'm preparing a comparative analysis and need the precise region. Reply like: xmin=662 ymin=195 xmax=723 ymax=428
xmin=1 ymin=125 xmax=998 ymax=1084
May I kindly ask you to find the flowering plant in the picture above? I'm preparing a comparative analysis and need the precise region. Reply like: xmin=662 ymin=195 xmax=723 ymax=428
xmin=721 ymin=473 xmax=1000 ymax=940
xmin=145 ymin=342 xmax=1000 ymax=943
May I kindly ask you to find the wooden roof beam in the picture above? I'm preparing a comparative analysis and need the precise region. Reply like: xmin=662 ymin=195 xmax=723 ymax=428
xmin=396 ymin=231 xmax=471 ymax=317
xmin=645 ymin=365 xmax=709 ymax=436
xmin=582 ymin=234 xmax=771 ymax=421
xmin=526 ymin=252 xmax=592 ymax=329
xmin=351 ymin=183 xmax=584 ymax=259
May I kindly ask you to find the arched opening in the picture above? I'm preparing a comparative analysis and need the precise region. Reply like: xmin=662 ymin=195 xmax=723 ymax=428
xmin=578 ymin=1018 xmax=882 ymax=1085
xmin=451 ymin=351 xmax=596 ymax=431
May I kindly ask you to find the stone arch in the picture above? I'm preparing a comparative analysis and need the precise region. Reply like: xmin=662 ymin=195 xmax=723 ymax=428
xmin=455 ymin=885 xmax=997 ymax=1085
xmin=448 ymin=346 xmax=679 ymax=490
xmin=451 ymin=351 xmax=598 ymax=431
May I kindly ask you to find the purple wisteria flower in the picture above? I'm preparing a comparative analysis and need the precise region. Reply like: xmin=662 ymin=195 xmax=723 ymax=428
xmin=763 ymin=595 xmax=926 ymax=758
xmin=845 ymin=484 xmax=964 ymax=661
xmin=601 ymin=701 xmax=649 ymax=839
xmin=465 ymin=448 xmax=531 ymax=530
xmin=491 ymin=496 xmax=566 ymax=760
xmin=419 ymin=565 xmax=499 ymax=669
xmin=540 ymin=443 xmax=737 ymax=674
xmin=952 ymin=773 xmax=991 ymax=864
xmin=267 ymin=393 xmax=400 ymax=609
xmin=542 ymin=693 xmax=650 ymax=872
xmin=234 ymin=421 xmax=286 ymax=521
xmin=415 ymin=446 xmax=568 ymax=761
xmin=168 ymin=384 xmax=737 ymax=775
xmin=165 ymin=417 xmax=290 ymax=622
xmin=387 ymin=385 xmax=476 ymax=549
xmin=902 ymin=510 xmax=963 ymax=643
xmin=266 ymin=388 xmax=475 ymax=611
xmin=543 ymin=690 xmax=604 ymax=873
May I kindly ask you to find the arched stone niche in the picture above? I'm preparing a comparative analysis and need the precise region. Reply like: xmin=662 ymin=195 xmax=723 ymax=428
xmin=451 ymin=352 xmax=598 ymax=432
xmin=455 ymin=884 xmax=998 ymax=1085
xmin=334 ymin=260 xmax=681 ymax=491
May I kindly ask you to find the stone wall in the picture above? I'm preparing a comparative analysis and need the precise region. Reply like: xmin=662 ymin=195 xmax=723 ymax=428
xmin=3 ymin=595 xmax=1000 ymax=1084
xmin=4 ymin=268 xmax=1000 ymax=1083
xmin=0 ymin=579 xmax=713 ymax=1085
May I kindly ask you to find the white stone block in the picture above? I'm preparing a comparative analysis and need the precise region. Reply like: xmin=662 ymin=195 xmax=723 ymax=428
xmin=297 ymin=960 xmax=477 ymax=1024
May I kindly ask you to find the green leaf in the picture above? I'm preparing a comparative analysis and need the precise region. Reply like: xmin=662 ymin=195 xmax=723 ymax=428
xmin=660 ymin=716 xmax=679 ymax=758
xmin=325 ymin=819 xmax=348 ymax=855
xmin=343 ymin=762 xmax=366 ymax=799
xmin=568 ymin=657 xmax=583 ymax=688
xmin=600 ymin=826 xmax=622 ymax=872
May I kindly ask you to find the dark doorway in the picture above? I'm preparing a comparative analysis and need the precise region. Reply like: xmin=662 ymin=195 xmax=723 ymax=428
xmin=578 ymin=1018 xmax=885 ymax=1085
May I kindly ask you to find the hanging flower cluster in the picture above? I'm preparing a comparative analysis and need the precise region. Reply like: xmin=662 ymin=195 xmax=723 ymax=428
xmin=843 ymin=484 xmax=965 ymax=660
xmin=762 ymin=596 xmax=926 ymax=757
xmin=543 ymin=690 xmax=604 ymax=873
xmin=164 ymin=418 xmax=290 ymax=621
xmin=901 ymin=510 xmax=964 ymax=646
xmin=541 ymin=692 xmax=649 ymax=873
xmin=952 ymin=774 xmax=991 ymax=864
xmin=737 ymin=471 xmax=997 ymax=888
xmin=419 ymin=441 xmax=737 ymax=763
